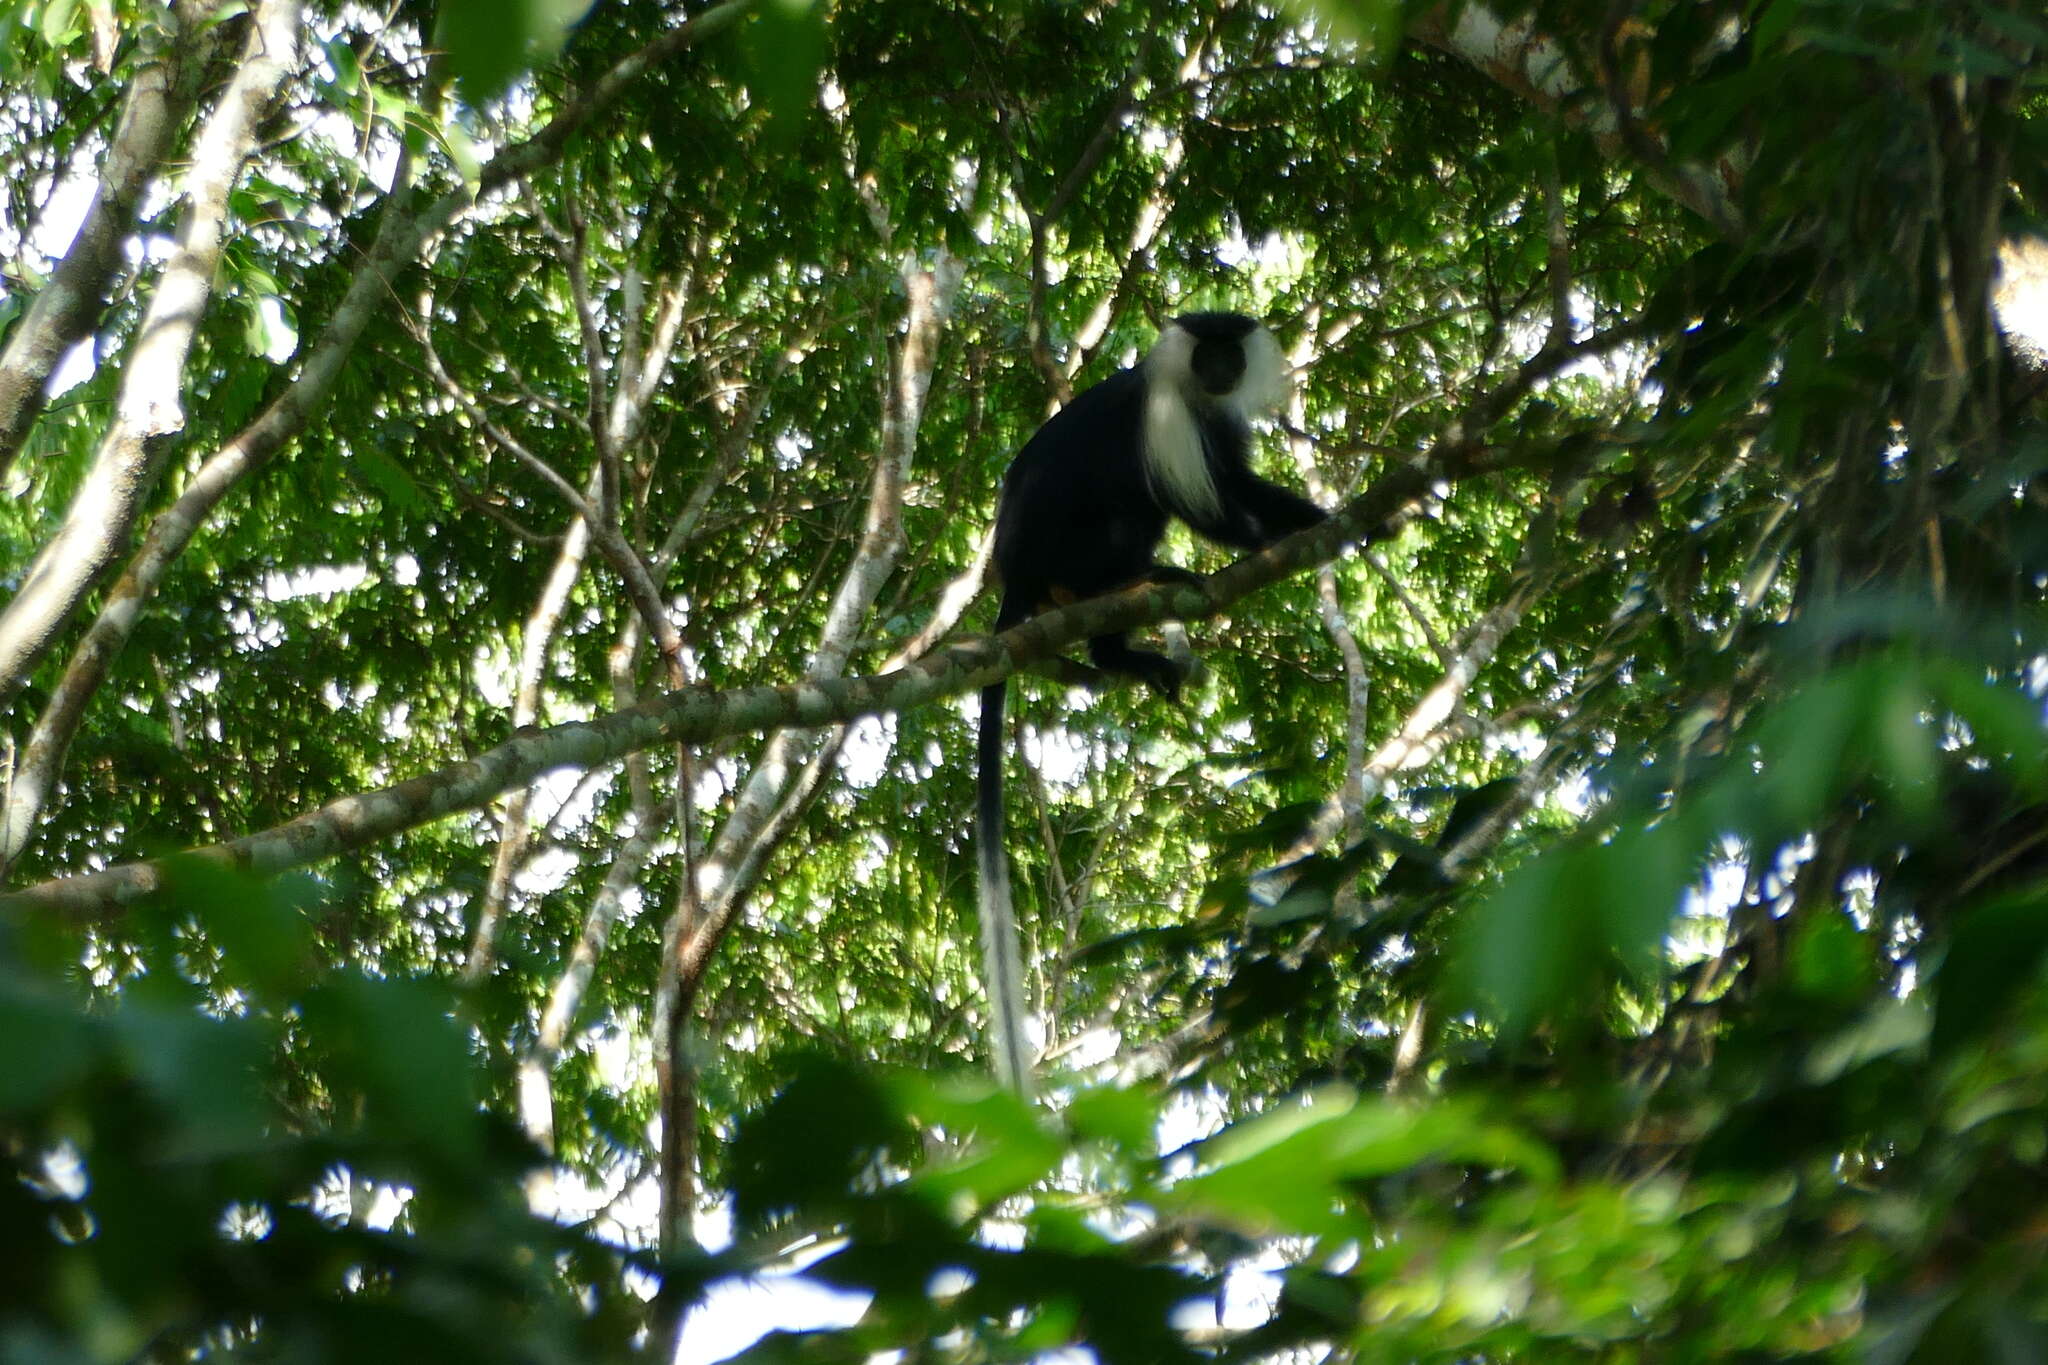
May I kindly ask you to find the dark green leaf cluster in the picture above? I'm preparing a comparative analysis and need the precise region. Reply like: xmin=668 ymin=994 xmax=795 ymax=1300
xmin=0 ymin=873 xmax=662 ymax=1363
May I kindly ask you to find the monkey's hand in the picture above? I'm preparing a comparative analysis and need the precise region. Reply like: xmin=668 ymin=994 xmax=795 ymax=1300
xmin=1130 ymin=648 xmax=1194 ymax=701
xmin=1134 ymin=564 xmax=1208 ymax=594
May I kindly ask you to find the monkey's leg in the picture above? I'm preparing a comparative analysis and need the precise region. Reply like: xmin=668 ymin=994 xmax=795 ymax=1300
xmin=1131 ymin=563 xmax=1206 ymax=592
xmin=1089 ymin=631 xmax=1190 ymax=699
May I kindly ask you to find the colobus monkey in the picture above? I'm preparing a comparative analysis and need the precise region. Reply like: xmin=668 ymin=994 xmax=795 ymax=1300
xmin=976 ymin=312 xmax=1328 ymax=1091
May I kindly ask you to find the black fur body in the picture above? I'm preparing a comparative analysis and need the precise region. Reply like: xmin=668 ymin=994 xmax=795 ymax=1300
xmin=975 ymin=312 xmax=1327 ymax=1092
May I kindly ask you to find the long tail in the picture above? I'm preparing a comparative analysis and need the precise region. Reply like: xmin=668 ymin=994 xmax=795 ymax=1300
xmin=976 ymin=667 xmax=1034 ymax=1093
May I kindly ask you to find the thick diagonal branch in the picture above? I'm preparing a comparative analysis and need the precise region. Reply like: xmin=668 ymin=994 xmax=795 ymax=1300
xmin=0 ymin=5 xmax=748 ymax=872
xmin=0 ymin=452 xmax=1448 ymax=921
xmin=0 ymin=0 xmax=302 ymax=708
xmin=0 ymin=8 xmax=213 ymax=474
xmin=3 ymin=312 xmax=1644 ymax=918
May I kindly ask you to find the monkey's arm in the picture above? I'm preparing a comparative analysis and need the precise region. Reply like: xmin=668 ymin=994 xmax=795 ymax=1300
xmin=1188 ymin=471 xmax=1327 ymax=551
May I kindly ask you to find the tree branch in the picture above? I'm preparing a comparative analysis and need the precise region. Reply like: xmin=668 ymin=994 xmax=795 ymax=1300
xmin=0 ymin=9 xmax=748 ymax=870
xmin=0 ymin=0 xmax=302 ymax=708
xmin=0 ymin=10 xmax=213 ymax=474
xmin=2 ymin=300 xmax=1646 ymax=916
xmin=0 ymin=441 xmax=1473 ymax=921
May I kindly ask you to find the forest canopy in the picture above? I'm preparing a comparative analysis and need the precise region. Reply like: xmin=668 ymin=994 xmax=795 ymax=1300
xmin=3 ymin=0 xmax=2048 ymax=1361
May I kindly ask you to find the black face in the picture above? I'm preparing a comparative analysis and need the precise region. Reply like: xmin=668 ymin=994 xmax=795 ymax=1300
xmin=1189 ymin=336 xmax=1246 ymax=396
xmin=1173 ymin=311 xmax=1260 ymax=397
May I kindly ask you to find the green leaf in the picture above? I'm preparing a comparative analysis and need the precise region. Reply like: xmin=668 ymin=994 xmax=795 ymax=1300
xmin=1873 ymin=666 xmax=1938 ymax=818
xmin=353 ymin=444 xmax=428 ymax=512
xmin=1801 ymin=996 xmax=1929 ymax=1085
xmin=1064 ymin=1084 xmax=1158 ymax=1158
xmin=729 ymin=1055 xmax=913 ymax=1231
xmin=299 ymin=972 xmax=484 ymax=1161
xmin=1284 ymin=0 xmax=1404 ymax=64
xmin=39 ymin=0 xmax=78 ymax=46
xmin=1933 ymin=665 xmax=2048 ymax=795
xmin=1933 ymin=889 xmax=2048 ymax=1054
xmin=739 ymin=0 xmax=830 ymax=143
xmin=1172 ymin=1092 xmax=1557 ymax=1239
xmin=112 ymin=1004 xmax=272 ymax=1156
xmin=436 ymin=0 xmax=590 ymax=105
xmin=0 ymin=967 xmax=94 ymax=1110
xmin=894 ymin=1071 xmax=1063 ymax=1205
xmin=1446 ymin=849 xmax=1581 ymax=1034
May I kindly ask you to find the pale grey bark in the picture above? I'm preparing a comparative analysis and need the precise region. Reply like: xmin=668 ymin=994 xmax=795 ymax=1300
xmin=640 ymin=243 xmax=954 ymax=1285
xmin=470 ymin=250 xmax=698 ymax=1186
xmin=506 ymin=244 xmax=795 ymax=1218
xmin=0 ymin=451 xmax=1440 ymax=920
xmin=1057 ymin=44 xmax=1207 ymax=386
xmin=1410 ymin=2 xmax=1740 ymax=236
xmin=4 ymin=312 xmax=1633 ymax=920
xmin=1256 ymin=534 xmax=1552 ymax=883
xmin=1253 ymin=597 xmax=1526 ymax=889
xmin=1286 ymin=315 xmax=1370 ymax=846
xmin=461 ymin=516 xmax=594 ymax=987
xmin=0 ymin=6 xmax=213 ymax=475
xmin=0 ymin=178 xmax=456 ymax=873
xmin=446 ymin=225 xmax=695 ymax=987
xmin=877 ymin=529 xmax=995 ymax=671
xmin=0 ymin=7 xmax=749 ymax=872
xmin=668 ymin=250 xmax=962 ymax=969
xmin=516 ymin=815 xmax=663 ymax=1213
xmin=0 ymin=0 xmax=302 ymax=709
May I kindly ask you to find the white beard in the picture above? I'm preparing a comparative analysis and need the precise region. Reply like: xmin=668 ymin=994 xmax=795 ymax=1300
xmin=1142 ymin=325 xmax=1222 ymax=521
xmin=1139 ymin=320 xmax=1287 ymax=522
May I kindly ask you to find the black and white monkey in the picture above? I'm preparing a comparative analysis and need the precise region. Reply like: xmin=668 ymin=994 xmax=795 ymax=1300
xmin=976 ymin=311 xmax=1328 ymax=1091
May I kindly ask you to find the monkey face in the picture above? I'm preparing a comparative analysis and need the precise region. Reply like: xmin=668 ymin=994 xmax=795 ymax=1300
xmin=1168 ymin=312 xmax=1285 ymax=413
xmin=1189 ymin=337 xmax=1248 ymax=396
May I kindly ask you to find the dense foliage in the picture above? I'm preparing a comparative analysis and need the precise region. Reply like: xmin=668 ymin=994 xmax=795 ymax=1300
xmin=3 ymin=0 xmax=2047 ymax=1360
